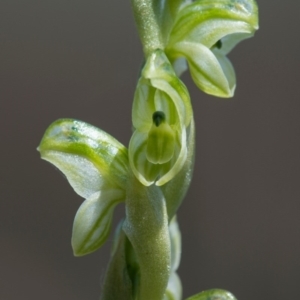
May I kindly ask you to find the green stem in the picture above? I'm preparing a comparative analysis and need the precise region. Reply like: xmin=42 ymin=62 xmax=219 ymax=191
xmin=123 ymin=173 xmax=170 ymax=300
xmin=131 ymin=0 xmax=164 ymax=56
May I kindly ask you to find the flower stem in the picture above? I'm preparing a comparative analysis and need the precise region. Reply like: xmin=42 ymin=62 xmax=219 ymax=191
xmin=131 ymin=0 xmax=164 ymax=56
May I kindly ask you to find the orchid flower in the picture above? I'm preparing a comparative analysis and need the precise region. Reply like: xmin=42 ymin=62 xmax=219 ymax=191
xmin=163 ymin=0 xmax=259 ymax=97
xmin=129 ymin=49 xmax=193 ymax=186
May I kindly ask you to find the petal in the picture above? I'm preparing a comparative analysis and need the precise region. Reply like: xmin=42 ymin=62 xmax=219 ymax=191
xmin=213 ymin=49 xmax=236 ymax=92
xmin=143 ymin=50 xmax=193 ymax=127
xmin=129 ymin=130 xmax=161 ymax=186
xmin=161 ymin=118 xmax=195 ymax=219
xmin=72 ymin=189 xmax=125 ymax=256
xmin=38 ymin=119 xmax=129 ymax=196
xmin=164 ymin=273 xmax=182 ymax=300
xmin=168 ymin=0 xmax=258 ymax=48
xmin=169 ymin=216 xmax=181 ymax=272
xmin=172 ymin=57 xmax=188 ymax=77
xmin=132 ymin=79 xmax=155 ymax=131
xmin=156 ymin=126 xmax=187 ymax=186
xmin=173 ymin=41 xmax=234 ymax=97
xmin=186 ymin=289 xmax=237 ymax=300
xmin=163 ymin=216 xmax=182 ymax=300
xmin=219 ymin=31 xmax=256 ymax=55
xmin=154 ymin=89 xmax=178 ymax=125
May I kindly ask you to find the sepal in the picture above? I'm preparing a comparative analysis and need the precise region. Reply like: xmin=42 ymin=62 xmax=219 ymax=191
xmin=164 ymin=216 xmax=182 ymax=300
xmin=72 ymin=189 xmax=125 ymax=256
xmin=38 ymin=119 xmax=129 ymax=191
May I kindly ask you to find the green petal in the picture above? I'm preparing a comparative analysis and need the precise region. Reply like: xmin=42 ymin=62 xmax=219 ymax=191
xmin=164 ymin=273 xmax=182 ymax=300
xmin=164 ymin=217 xmax=182 ymax=300
xmin=154 ymin=89 xmax=178 ymax=126
xmin=129 ymin=130 xmax=161 ymax=186
xmin=168 ymin=0 xmax=258 ymax=48
xmin=38 ymin=119 xmax=129 ymax=193
xmin=156 ymin=126 xmax=187 ymax=186
xmin=132 ymin=80 xmax=155 ymax=132
xmin=213 ymin=50 xmax=236 ymax=92
xmin=142 ymin=50 xmax=193 ymax=127
xmin=72 ymin=189 xmax=125 ymax=256
xmin=146 ymin=122 xmax=176 ymax=164
xmin=161 ymin=117 xmax=195 ymax=219
xmin=169 ymin=216 xmax=182 ymax=272
xmin=185 ymin=289 xmax=237 ymax=300
xmin=173 ymin=41 xmax=234 ymax=97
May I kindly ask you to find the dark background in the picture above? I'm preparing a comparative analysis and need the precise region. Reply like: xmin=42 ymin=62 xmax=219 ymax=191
xmin=1 ymin=0 xmax=299 ymax=299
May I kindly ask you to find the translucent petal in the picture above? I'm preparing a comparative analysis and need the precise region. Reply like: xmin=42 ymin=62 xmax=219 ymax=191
xmin=213 ymin=50 xmax=236 ymax=93
xmin=152 ymin=78 xmax=191 ymax=127
xmin=38 ymin=119 xmax=129 ymax=193
xmin=156 ymin=126 xmax=187 ymax=186
xmin=163 ymin=273 xmax=182 ymax=300
xmin=169 ymin=216 xmax=181 ymax=272
xmin=161 ymin=118 xmax=195 ymax=219
xmin=219 ymin=31 xmax=255 ymax=54
xmin=172 ymin=57 xmax=188 ymax=77
xmin=154 ymin=89 xmax=178 ymax=125
xmin=132 ymin=80 xmax=155 ymax=131
xmin=142 ymin=50 xmax=193 ymax=127
xmin=41 ymin=151 xmax=103 ymax=199
xmin=72 ymin=189 xmax=125 ymax=256
xmin=173 ymin=41 xmax=234 ymax=97
xmin=129 ymin=130 xmax=161 ymax=186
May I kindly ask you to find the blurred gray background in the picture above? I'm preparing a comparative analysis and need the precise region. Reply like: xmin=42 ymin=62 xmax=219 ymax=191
xmin=1 ymin=0 xmax=299 ymax=299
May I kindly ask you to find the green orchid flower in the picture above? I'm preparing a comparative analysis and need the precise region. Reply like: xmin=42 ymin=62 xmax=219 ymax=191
xmin=163 ymin=0 xmax=259 ymax=97
xmin=38 ymin=119 xmax=129 ymax=256
xmin=129 ymin=49 xmax=193 ymax=186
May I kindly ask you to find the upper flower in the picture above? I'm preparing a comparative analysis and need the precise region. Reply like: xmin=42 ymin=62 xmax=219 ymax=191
xmin=162 ymin=0 xmax=259 ymax=97
xmin=129 ymin=49 xmax=193 ymax=186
